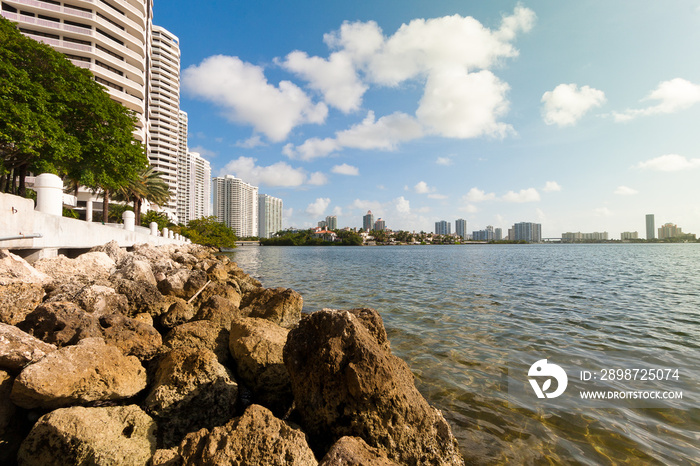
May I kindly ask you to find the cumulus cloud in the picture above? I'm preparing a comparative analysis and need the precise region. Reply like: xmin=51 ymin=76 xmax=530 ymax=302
xmin=502 ymin=188 xmax=540 ymax=203
xmin=235 ymin=135 xmax=265 ymax=148
xmin=541 ymin=84 xmax=606 ymax=126
xmin=189 ymin=146 xmax=217 ymax=158
xmin=428 ymin=193 xmax=448 ymax=200
xmin=394 ymin=196 xmax=411 ymax=214
xmin=464 ymin=187 xmax=496 ymax=202
xmin=637 ymin=154 xmax=700 ymax=171
xmin=614 ymin=186 xmax=638 ymax=195
xmin=306 ymin=198 xmax=331 ymax=216
xmin=308 ymin=172 xmax=329 ymax=185
xmin=182 ymin=55 xmax=327 ymax=142
xmin=414 ymin=181 xmax=431 ymax=194
xmin=331 ymin=163 xmax=360 ymax=176
xmin=543 ymin=181 xmax=562 ymax=192
xmin=336 ymin=111 xmax=424 ymax=150
xmin=283 ymin=138 xmax=340 ymax=161
xmin=218 ymin=156 xmax=324 ymax=187
xmin=436 ymin=156 xmax=453 ymax=166
xmin=613 ymin=78 xmax=700 ymax=122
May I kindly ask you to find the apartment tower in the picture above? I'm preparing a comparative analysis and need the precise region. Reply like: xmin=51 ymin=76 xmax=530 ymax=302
xmin=455 ymin=219 xmax=467 ymax=239
xmin=363 ymin=211 xmax=374 ymax=232
xmin=258 ymin=194 xmax=283 ymax=239
xmin=646 ymin=214 xmax=655 ymax=240
xmin=212 ymin=175 xmax=258 ymax=238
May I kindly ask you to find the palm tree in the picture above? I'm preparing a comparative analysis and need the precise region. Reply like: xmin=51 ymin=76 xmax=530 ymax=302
xmin=115 ymin=167 xmax=170 ymax=225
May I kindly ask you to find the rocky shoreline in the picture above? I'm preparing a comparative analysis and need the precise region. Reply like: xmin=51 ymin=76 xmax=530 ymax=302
xmin=0 ymin=242 xmax=464 ymax=465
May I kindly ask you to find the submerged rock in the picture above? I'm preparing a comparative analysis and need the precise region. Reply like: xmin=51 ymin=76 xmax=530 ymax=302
xmin=284 ymin=308 xmax=464 ymax=465
xmin=176 ymin=404 xmax=317 ymax=466
xmin=11 ymin=338 xmax=147 ymax=409
xmin=0 ymin=323 xmax=56 ymax=372
xmin=18 ymin=405 xmax=156 ymax=466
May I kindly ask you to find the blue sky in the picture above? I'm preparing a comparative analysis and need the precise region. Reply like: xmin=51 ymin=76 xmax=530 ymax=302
xmin=155 ymin=1 xmax=700 ymax=237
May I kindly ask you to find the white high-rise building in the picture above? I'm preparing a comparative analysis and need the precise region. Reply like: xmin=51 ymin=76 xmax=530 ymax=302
xmin=148 ymin=25 xmax=180 ymax=215
xmin=176 ymin=110 xmax=189 ymax=221
xmin=1 ymin=0 xmax=153 ymax=142
xmin=258 ymin=194 xmax=283 ymax=239
xmin=455 ymin=219 xmax=467 ymax=239
xmin=177 ymin=151 xmax=210 ymax=224
xmin=213 ymin=175 xmax=258 ymax=238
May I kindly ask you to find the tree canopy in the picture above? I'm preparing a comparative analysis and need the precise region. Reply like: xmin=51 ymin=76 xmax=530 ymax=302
xmin=180 ymin=216 xmax=238 ymax=249
xmin=0 ymin=16 xmax=147 ymax=197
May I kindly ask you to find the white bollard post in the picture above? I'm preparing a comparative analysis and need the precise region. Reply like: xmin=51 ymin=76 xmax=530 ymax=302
xmin=86 ymin=200 xmax=93 ymax=222
xmin=34 ymin=173 xmax=63 ymax=216
xmin=122 ymin=210 xmax=135 ymax=231
xmin=168 ymin=230 xmax=174 ymax=239
xmin=150 ymin=222 xmax=158 ymax=236
xmin=162 ymin=227 xmax=169 ymax=238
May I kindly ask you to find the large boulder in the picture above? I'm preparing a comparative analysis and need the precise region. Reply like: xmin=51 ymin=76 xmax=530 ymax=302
xmin=0 ymin=370 xmax=15 ymax=432
xmin=283 ymin=308 xmax=464 ymax=465
xmin=44 ymin=282 xmax=129 ymax=316
xmin=143 ymin=347 xmax=238 ymax=447
xmin=0 ymin=323 xmax=56 ymax=372
xmin=193 ymin=295 xmax=241 ymax=330
xmin=195 ymin=281 xmax=241 ymax=309
xmin=112 ymin=278 xmax=165 ymax=317
xmin=162 ymin=320 xmax=230 ymax=364
xmin=11 ymin=338 xmax=147 ymax=409
xmin=17 ymin=405 xmax=156 ymax=466
xmin=319 ymin=436 xmax=401 ymax=466
xmin=90 ymin=240 xmax=128 ymax=263
xmin=157 ymin=268 xmax=208 ymax=300
xmin=0 ymin=283 xmax=45 ymax=325
xmin=229 ymin=317 xmax=292 ymax=415
xmin=177 ymin=404 xmax=317 ymax=466
xmin=111 ymin=256 xmax=157 ymax=287
xmin=159 ymin=297 xmax=196 ymax=329
xmin=34 ymin=252 xmax=115 ymax=283
xmin=241 ymin=287 xmax=303 ymax=329
xmin=0 ymin=249 xmax=50 ymax=285
xmin=99 ymin=313 xmax=163 ymax=360
xmin=0 ymin=370 xmax=19 ymax=464
xmin=17 ymin=301 xmax=103 ymax=347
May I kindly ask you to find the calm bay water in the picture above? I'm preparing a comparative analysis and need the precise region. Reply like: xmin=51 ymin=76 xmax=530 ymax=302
xmin=230 ymin=244 xmax=700 ymax=465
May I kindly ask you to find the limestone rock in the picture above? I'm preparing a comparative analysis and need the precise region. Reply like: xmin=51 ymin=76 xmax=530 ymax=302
xmin=177 ymin=404 xmax=317 ymax=466
xmin=11 ymin=338 xmax=147 ymax=409
xmin=229 ymin=317 xmax=292 ymax=415
xmin=143 ymin=347 xmax=238 ymax=447
xmin=0 ymin=323 xmax=56 ymax=372
xmin=150 ymin=448 xmax=181 ymax=466
xmin=193 ymin=295 xmax=241 ymax=330
xmin=159 ymin=297 xmax=196 ymax=329
xmin=206 ymin=261 xmax=228 ymax=282
xmin=163 ymin=320 xmax=229 ymax=364
xmin=0 ymin=370 xmax=15 ymax=432
xmin=90 ymin=240 xmax=128 ymax=263
xmin=44 ymin=282 xmax=128 ymax=316
xmin=0 ymin=249 xmax=50 ymax=285
xmin=172 ymin=252 xmax=198 ymax=268
xmin=319 ymin=436 xmax=401 ymax=466
xmin=99 ymin=313 xmax=163 ymax=360
xmin=241 ymin=287 xmax=303 ymax=329
xmin=112 ymin=278 xmax=165 ymax=317
xmin=0 ymin=282 xmax=45 ymax=325
xmin=195 ymin=281 xmax=241 ymax=309
xmin=34 ymin=251 xmax=115 ymax=283
xmin=112 ymin=256 xmax=157 ymax=287
xmin=17 ymin=301 xmax=103 ymax=347
xmin=284 ymin=308 xmax=464 ymax=465
xmin=157 ymin=268 xmax=208 ymax=300
xmin=17 ymin=405 xmax=156 ymax=466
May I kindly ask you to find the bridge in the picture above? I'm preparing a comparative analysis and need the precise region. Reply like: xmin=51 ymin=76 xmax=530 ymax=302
xmin=234 ymin=241 xmax=261 ymax=246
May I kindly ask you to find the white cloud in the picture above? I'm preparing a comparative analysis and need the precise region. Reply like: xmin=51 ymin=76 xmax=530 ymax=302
xmin=283 ymin=138 xmax=340 ymax=161
xmin=306 ymin=198 xmax=331 ymax=217
xmin=394 ymin=196 xmax=411 ymax=214
xmin=542 ymin=181 xmax=562 ymax=192
xmin=283 ymin=208 xmax=294 ymax=219
xmin=336 ymin=111 xmax=424 ymax=150
xmin=464 ymin=187 xmax=496 ymax=202
xmin=182 ymin=55 xmax=327 ymax=142
xmin=189 ymin=145 xmax=217 ymax=158
xmin=614 ymin=186 xmax=638 ymax=196
xmin=459 ymin=204 xmax=479 ymax=213
xmin=594 ymin=207 xmax=613 ymax=217
xmin=332 ymin=206 xmax=343 ymax=216
xmin=637 ymin=154 xmax=700 ymax=172
xmin=219 ymin=156 xmax=322 ymax=187
xmin=436 ymin=156 xmax=453 ymax=166
xmin=541 ymin=83 xmax=606 ymax=127
xmin=308 ymin=172 xmax=329 ymax=185
xmin=428 ymin=193 xmax=448 ymax=200
xmin=414 ymin=181 xmax=431 ymax=194
xmin=502 ymin=188 xmax=540 ymax=203
xmin=280 ymin=50 xmax=367 ymax=113
xmin=235 ymin=135 xmax=265 ymax=148
xmin=331 ymin=163 xmax=360 ymax=176
xmin=613 ymin=78 xmax=700 ymax=122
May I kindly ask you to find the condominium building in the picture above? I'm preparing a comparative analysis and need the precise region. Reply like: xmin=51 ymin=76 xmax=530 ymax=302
xmin=646 ymin=214 xmax=655 ymax=240
xmin=212 ymin=175 xmax=258 ymax=238
xmin=363 ymin=211 xmax=374 ymax=232
xmin=435 ymin=220 xmax=451 ymax=235
xmin=472 ymin=226 xmax=495 ymax=241
xmin=258 ymin=194 xmax=283 ymax=239
xmin=1 ymin=0 xmax=152 ymax=142
xmin=148 ymin=24 xmax=180 ymax=214
xmin=512 ymin=222 xmax=542 ymax=243
xmin=621 ymin=231 xmax=638 ymax=240
xmin=325 ymin=215 xmax=338 ymax=230
xmin=562 ymin=231 xmax=608 ymax=242
xmin=374 ymin=218 xmax=386 ymax=231
xmin=174 ymin=151 xmax=210 ymax=224
xmin=494 ymin=228 xmax=503 ymax=241
xmin=455 ymin=219 xmax=467 ymax=239
xmin=175 ymin=110 xmax=189 ymax=221
xmin=658 ymin=223 xmax=682 ymax=240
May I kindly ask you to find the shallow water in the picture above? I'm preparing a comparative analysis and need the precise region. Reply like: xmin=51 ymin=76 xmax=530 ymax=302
xmin=230 ymin=244 xmax=700 ymax=465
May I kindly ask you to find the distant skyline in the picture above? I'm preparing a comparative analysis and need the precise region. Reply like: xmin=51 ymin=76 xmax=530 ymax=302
xmin=154 ymin=1 xmax=700 ymax=237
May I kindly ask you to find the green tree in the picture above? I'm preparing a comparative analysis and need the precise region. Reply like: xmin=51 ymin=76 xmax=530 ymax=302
xmin=180 ymin=216 xmax=238 ymax=249
xmin=141 ymin=210 xmax=173 ymax=230
xmin=115 ymin=167 xmax=171 ymax=225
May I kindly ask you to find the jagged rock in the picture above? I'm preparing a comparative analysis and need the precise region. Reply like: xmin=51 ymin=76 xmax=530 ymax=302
xmin=163 ymin=320 xmax=229 ymax=364
xmin=0 ymin=370 xmax=15 ymax=432
xmin=196 ymin=281 xmax=241 ymax=309
xmin=177 ymin=404 xmax=317 ymax=466
xmin=159 ymin=297 xmax=196 ymax=329
xmin=172 ymin=252 xmax=198 ymax=268
xmin=229 ymin=317 xmax=292 ymax=415
xmin=0 ymin=249 xmax=51 ymax=285
xmin=11 ymin=338 xmax=147 ymax=409
xmin=143 ymin=347 xmax=238 ymax=447
xmin=44 ymin=282 xmax=128 ymax=316
xmin=112 ymin=278 xmax=165 ymax=317
xmin=131 ymin=243 xmax=170 ymax=264
xmin=284 ymin=308 xmax=464 ymax=465
xmin=150 ymin=448 xmax=181 ymax=466
xmin=90 ymin=240 xmax=128 ymax=263
xmin=0 ymin=282 xmax=45 ymax=325
xmin=17 ymin=405 xmax=156 ymax=466
xmin=18 ymin=301 xmax=103 ymax=347
xmin=99 ymin=313 xmax=163 ymax=360
xmin=241 ymin=287 xmax=303 ymax=329
xmin=112 ymin=256 xmax=157 ymax=287
xmin=134 ymin=312 xmax=154 ymax=326
xmin=0 ymin=323 xmax=56 ymax=372
xmin=319 ymin=436 xmax=401 ymax=466
xmin=206 ymin=261 xmax=228 ymax=282
xmin=157 ymin=268 xmax=208 ymax=300
xmin=236 ymin=273 xmax=263 ymax=296
xmin=193 ymin=295 xmax=241 ymax=330
xmin=34 ymin=251 xmax=115 ymax=283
